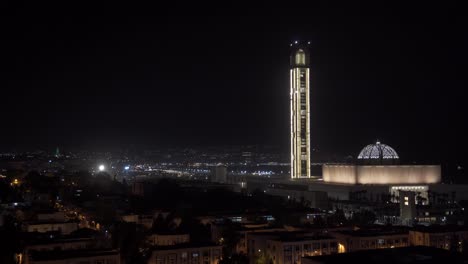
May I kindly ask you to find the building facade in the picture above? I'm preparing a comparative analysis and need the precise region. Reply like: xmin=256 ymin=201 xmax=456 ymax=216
xmin=147 ymin=244 xmax=222 ymax=264
xmin=246 ymin=231 xmax=338 ymax=264
xmin=211 ymin=164 xmax=227 ymax=183
xmin=265 ymin=237 xmax=338 ymax=264
xmin=147 ymin=233 xmax=190 ymax=246
xmin=290 ymin=42 xmax=311 ymax=179
xmin=409 ymin=226 xmax=468 ymax=251
xmin=27 ymin=249 xmax=120 ymax=264
xmin=323 ymin=164 xmax=441 ymax=185
xmin=23 ymin=221 xmax=79 ymax=235
xmin=331 ymin=229 xmax=409 ymax=252
xmin=400 ymin=191 xmax=417 ymax=225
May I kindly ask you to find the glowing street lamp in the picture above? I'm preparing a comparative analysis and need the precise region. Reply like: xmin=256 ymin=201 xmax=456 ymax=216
xmin=98 ymin=165 xmax=105 ymax=172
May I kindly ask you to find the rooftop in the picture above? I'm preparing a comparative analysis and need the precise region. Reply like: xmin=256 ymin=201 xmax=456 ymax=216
xmin=24 ymin=219 xmax=79 ymax=225
xmin=30 ymin=249 xmax=119 ymax=261
xmin=248 ymin=231 xmax=311 ymax=237
xmin=150 ymin=230 xmax=190 ymax=235
xmin=411 ymin=225 xmax=468 ymax=233
xmin=27 ymin=237 xmax=94 ymax=246
xmin=334 ymin=227 xmax=409 ymax=237
xmin=152 ymin=242 xmax=221 ymax=251
xmin=270 ymin=235 xmax=336 ymax=242
xmin=302 ymin=246 xmax=464 ymax=264
xmin=247 ymin=231 xmax=335 ymax=242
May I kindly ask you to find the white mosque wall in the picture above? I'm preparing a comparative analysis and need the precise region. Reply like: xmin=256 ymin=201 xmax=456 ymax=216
xmin=323 ymin=165 xmax=441 ymax=185
xmin=323 ymin=165 xmax=357 ymax=184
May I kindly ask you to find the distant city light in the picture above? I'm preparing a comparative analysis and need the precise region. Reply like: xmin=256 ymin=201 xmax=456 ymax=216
xmin=294 ymin=40 xmax=298 ymax=44
xmin=99 ymin=165 xmax=105 ymax=171
xmin=12 ymin=178 xmax=19 ymax=185
xmin=124 ymin=166 xmax=130 ymax=170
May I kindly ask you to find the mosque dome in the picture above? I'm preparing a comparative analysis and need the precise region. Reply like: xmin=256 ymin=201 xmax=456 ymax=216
xmin=357 ymin=141 xmax=399 ymax=164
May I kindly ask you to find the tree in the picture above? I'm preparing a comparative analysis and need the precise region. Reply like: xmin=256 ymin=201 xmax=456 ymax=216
xmin=350 ymin=210 xmax=376 ymax=226
xmin=0 ymin=180 xmax=14 ymax=202
xmin=112 ymin=222 xmax=147 ymax=264
xmin=449 ymin=233 xmax=459 ymax=253
xmin=0 ymin=215 xmax=22 ymax=264
xmin=71 ymin=170 xmax=93 ymax=186
xmin=219 ymin=254 xmax=248 ymax=264
xmin=312 ymin=215 xmax=326 ymax=227
xmin=178 ymin=216 xmax=210 ymax=243
xmin=220 ymin=220 xmax=242 ymax=259
xmin=152 ymin=213 xmax=168 ymax=232
xmin=327 ymin=209 xmax=347 ymax=226
xmin=254 ymin=251 xmax=273 ymax=264
xmin=23 ymin=171 xmax=59 ymax=202
xmin=462 ymin=239 xmax=468 ymax=253
xmin=151 ymin=179 xmax=183 ymax=209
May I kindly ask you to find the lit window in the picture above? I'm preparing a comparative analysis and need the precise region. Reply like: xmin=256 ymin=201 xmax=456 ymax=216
xmin=295 ymin=49 xmax=306 ymax=65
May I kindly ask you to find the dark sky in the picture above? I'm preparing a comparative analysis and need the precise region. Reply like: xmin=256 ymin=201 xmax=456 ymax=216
xmin=1 ymin=2 xmax=467 ymax=164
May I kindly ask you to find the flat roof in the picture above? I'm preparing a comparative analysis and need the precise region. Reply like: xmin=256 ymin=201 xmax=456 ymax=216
xmin=248 ymin=231 xmax=311 ymax=237
xmin=152 ymin=242 xmax=221 ymax=251
xmin=30 ymin=249 xmax=119 ymax=261
xmin=247 ymin=231 xmax=335 ymax=242
xmin=24 ymin=219 xmax=79 ymax=225
xmin=302 ymin=246 xmax=463 ymax=264
xmin=270 ymin=236 xmax=336 ymax=242
xmin=334 ymin=228 xmax=409 ymax=237
xmin=150 ymin=231 xmax=190 ymax=235
xmin=411 ymin=225 xmax=468 ymax=233
xmin=27 ymin=237 xmax=93 ymax=246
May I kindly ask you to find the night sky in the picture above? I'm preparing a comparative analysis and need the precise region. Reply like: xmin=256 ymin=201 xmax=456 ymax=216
xmin=2 ymin=2 xmax=467 ymax=164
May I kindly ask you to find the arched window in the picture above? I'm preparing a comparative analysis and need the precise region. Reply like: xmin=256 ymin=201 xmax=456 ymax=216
xmin=295 ymin=49 xmax=306 ymax=65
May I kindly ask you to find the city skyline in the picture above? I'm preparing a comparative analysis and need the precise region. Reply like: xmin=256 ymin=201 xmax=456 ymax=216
xmin=2 ymin=2 xmax=467 ymax=165
xmin=2 ymin=3 xmax=468 ymax=264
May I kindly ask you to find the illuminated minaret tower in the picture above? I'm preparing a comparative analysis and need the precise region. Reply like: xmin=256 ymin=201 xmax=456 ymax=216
xmin=290 ymin=41 xmax=311 ymax=179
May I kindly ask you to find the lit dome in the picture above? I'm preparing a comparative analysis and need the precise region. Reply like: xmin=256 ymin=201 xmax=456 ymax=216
xmin=358 ymin=141 xmax=399 ymax=161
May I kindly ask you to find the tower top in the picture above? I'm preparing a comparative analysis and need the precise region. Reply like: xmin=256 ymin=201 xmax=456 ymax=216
xmin=55 ymin=147 xmax=60 ymax=158
xmin=290 ymin=41 xmax=311 ymax=68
